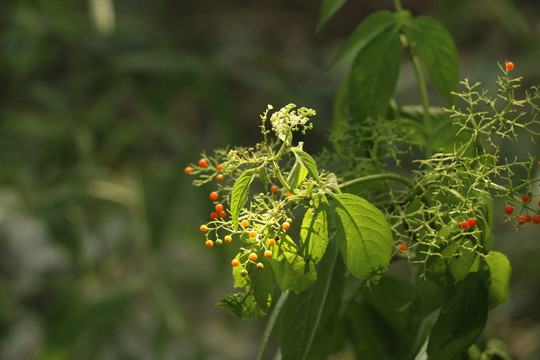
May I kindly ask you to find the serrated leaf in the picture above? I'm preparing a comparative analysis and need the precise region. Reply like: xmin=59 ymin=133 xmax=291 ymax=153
xmin=316 ymin=0 xmax=348 ymax=33
xmin=286 ymin=161 xmax=308 ymax=189
xmin=291 ymin=147 xmax=319 ymax=182
xmin=300 ymin=194 xmax=330 ymax=265
xmin=258 ymin=167 xmax=268 ymax=190
xmin=483 ymin=251 xmax=511 ymax=309
xmin=269 ymin=233 xmax=317 ymax=293
xmin=280 ymin=238 xmax=339 ymax=360
xmin=349 ymin=28 xmax=402 ymax=121
xmin=216 ymin=292 xmax=266 ymax=319
xmin=327 ymin=11 xmax=397 ymax=72
xmin=427 ymin=274 xmax=488 ymax=360
xmin=333 ymin=193 xmax=393 ymax=279
xmin=230 ymin=168 xmax=257 ymax=231
xmin=407 ymin=16 xmax=459 ymax=104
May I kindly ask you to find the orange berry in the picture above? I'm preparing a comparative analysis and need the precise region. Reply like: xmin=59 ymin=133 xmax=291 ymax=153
xmin=264 ymin=250 xmax=272 ymax=258
xmin=215 ymin=204 xmax=224 ymax=212
xmin=282 ymin=222 xmax=290 ymax=230
xmin=505 ymin=61 xmax=514 ymax=71
xmin=270 ymin=185 xmax=278 ymax=193
xmin=199 ymin=159 xmax=208 ymax=168
xmin=249 ymin=253 xmax=258 ymax=261
xmin=185 ymin=166 xmax=193 ymax=175
xmin=210 ymin=191 xmax=219 ymax=201
xmin=216 ymin=174 xmax=224 ymax=181
xmin=286 ymin=191 xmax=292 ymax=197
xmin=210 ymin=212 xmax=218 ymax=220
xmin=200 ymin=224 xmax=208 ymax=232
xmin=205 ymin=240 xmax=214 ymax=248
xmin=217 ymin=164 xmax=223 ymax=171
xmin=224 ymin=235 xmax=232 ymax=243
xmin=219 ymin=211 xmax=227 ymax=218
xmin=249 ymin=231 xmax=257 ymax=238
xmin=231 ymin=259 xmax=240 ymax=267
xmin=268 ymin=239 xmax=276 ymax=246
xmin=397 ymin=244 xmax=408 ymax=254
xmin=241 ymin=220 xmax=249 ymax=228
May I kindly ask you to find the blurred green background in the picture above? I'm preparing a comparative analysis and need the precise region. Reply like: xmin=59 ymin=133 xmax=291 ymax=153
xmin=0 ymin=0 xmax=539 ymax=359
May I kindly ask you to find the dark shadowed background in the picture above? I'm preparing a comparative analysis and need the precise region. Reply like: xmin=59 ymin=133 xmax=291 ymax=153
xmin=1 ymin=0 xmax=539 ymax=359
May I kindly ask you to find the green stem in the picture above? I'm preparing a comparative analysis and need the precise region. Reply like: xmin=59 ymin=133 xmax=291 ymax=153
xmin=273 ymin=160 xmax=293 ymax=192
xmin=338 ymin=172 xmax=415 ymax=189
xmin=256 ymin=290 xmax=289 ymax=360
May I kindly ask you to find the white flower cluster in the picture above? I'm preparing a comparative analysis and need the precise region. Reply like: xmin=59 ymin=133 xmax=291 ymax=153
xmin=269 ymin=104 xmax=316 ymax=143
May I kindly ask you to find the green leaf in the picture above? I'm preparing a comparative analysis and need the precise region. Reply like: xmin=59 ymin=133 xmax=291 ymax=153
xmin=258 ymin=167 xmax=268 ymax=190
xmin=291 ymin=146 xmax=319 ymax=182
xmin=269 ymin=233 xmax=317 ymax=292
xmin=327 ymin=11 xmax=397 ymax=72
xmin=483 ymin=251 xmax=511 ymax=309
xmin=300 ymin=194 xmax=330 ymax=265
xmin=230 ymin=168 xmax=257 ymax=231
xmin=349 ymin=28 xmax=402 ymax=121
xmin=407 ymin=16 xmax=459 ymax=104
xmin=316 ymin=0 xmax=348 ymax=33
xmin=332 ymin=193 xmax=393 ymax=279
xmin=443 ymin=237 xmax=478 ymax=282
xmin=280 ymin=238 xmax=339 ymax=360
xmin=216 ymin=292 xmax=267 ymax=319
xmin=483 ymin=338 xmax=512 ymax=360
xmin=427 ymin=274 xmax=488 ymax=360
xmin=286 ymin=161 xmax=308 ymax=189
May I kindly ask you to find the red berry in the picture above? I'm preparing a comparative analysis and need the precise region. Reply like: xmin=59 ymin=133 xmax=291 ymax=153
xmin=210 ymin=212 xmax=218 ymax=220
xmin=467 ymin=218 xmax=477 ymax=227
xmin=185 ymin=166 xmax=193 ymax=175
xmin=264 ymin=250 xmax=272 ymax=258
xmin=216 ymin=174 xmax=224 ymax=181
xmin=217 ymin=164 xmax=223 ymax=171
xmin=504 ymin=205 xmax=514 ymax=215
xmin=199 ymin=159 xmax=208 ymax=168
xmin=215 ymin=203 xmax=224 ymax=212
xmin=286 ymin=191 xmax=292 ymax=197
xmin=517 ymin=215 xmax=526 ymax=224
xmin=210 ymin=191 xmax=219 ymax=201
xmin=270 ymin=185 xmax=278 ymax=193
xmin=205 ymin=240 xmax=214 ymax=248
xmin=525 ymin=215 xmax=532 ymax=223
xmin=505 ymin=61 xmax=514 ymax=71
xmin=533 ymin=216 xmax=540 ymax=224
xmin=231 ymin=259 xmax=240 ymax=267
xmin=219 ymin=211 xmax=227 ymax=218
xmin=460 ymin=221 xmax=469 ymax=230
xmin=397 ymin=244 xmax=408 ymax=253
xmin=200 ymin=224 xmax=208 ymax=232
xmin=523 ymin=195 xmax=531 ymax=203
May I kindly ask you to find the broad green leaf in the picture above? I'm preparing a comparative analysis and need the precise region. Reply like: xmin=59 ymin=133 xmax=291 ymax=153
xmin=258 ymin=167 xmax=268 ymax=190
xmin=269 ymin=233 xmax=317 ymax=292
xmin=349 ymin=28 xmax=402 ymax=121
xmin=280 ymin=238 xmax=339 ymax=360
xmin=291 ymin=146 xmax=319 ymax=182
xmin=333 ymin=193 xmax=393 ymax=279
xmin=300 ymin=194 xmax=330 ymax=265
xmin=327 ymin=11 xmax=397 ymax=72
xmin=407 ymin=16 xmax=459 ymax=104
xmin=316 ymin=0 xmax=348 ymax=33
xmin=427 ymin=274 xmax=488 ymax=360
xmin=216 ymin=292 xmax=266 ymax=319
xmin=483 ymin=251 xmax=511 ymax=309
xmin=230 ymin=168 xmax=257 ymax=231
xmin=443 ymin=237 xmax=478 ymax=282
xmin=286 ymin=161 xmax=308 ymax=189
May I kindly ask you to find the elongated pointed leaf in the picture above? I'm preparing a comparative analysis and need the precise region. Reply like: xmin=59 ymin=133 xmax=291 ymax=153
xmin=327 ymin=11 xmax=397 ymax=72
xmin=230 ymin=168 xmax=257 ymax=231
xmin=300 ymin=194 xmax=329 ymax=265
xmin=349 ymin=28 xmax=402 ymax=121
xmin=286 ymin=161 xmax=308 ymax=189
xmin=316 ymin=0 xmax=348 ymax=33
xmin=483 ymin=251 xmax=511 ymax=309
xmin=291 ymin=147 xmax=319 ymax=182
xmin=407 ymin=16 xmax=459 ymax=104
xmin=427 ymin=274 xmax=488 ymax=360
xmin=280 ymin=238 xmax=339 ymax=360
xmin=333 ymin=193 xmax=393 ymax=279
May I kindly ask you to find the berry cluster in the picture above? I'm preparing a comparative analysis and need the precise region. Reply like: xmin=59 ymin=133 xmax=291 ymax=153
xmin=504 ymin=194 xmax=540 ymax=225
